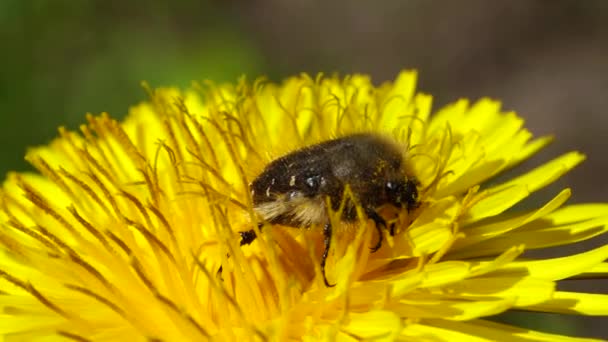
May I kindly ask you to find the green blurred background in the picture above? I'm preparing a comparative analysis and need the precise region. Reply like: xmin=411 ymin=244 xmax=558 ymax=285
xmin=1 ymin=0 xmax=607 ymax=338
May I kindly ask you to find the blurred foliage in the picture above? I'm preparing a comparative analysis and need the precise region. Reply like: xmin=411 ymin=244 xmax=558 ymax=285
xmin=0 ymin=0 xmax=265 ymax=175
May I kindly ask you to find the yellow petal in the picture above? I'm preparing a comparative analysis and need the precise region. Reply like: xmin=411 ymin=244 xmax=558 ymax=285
xmin=407 ymin=223 xmax=453 ymax=257
xmin=435 ymin=158 xmax=507 ymax=199
xmin=389 ymin=271 xmax=425 ymax=298
xmin=389 ymin=296 xmax=515 ymax=320
xmin=441 ymin=276 xmax=555 ymax=307
xmin=507 ymin=136 xmax=553 ymax=167
xmin=339 ymin=310 xmax=402 ymax=341
xmin=534 ymin=203 xmax=608 ymax=226
xmin=497 ymin=244 xmax=608 ymax=281
xmin=524 ymin=292 xmax=608 ymax=316
xmin=402 ymin=197 xmax=459 ymax=256
xmin=467 ymin=245 xmax=525 ymax=278
xmin=464 ymin=184 xmax=530 ymax=223
xmin=577 ymin=262 xmax=608 ymax=279
xmin=426 ymin=99 xmax=469 ymax=138
xmin=451 ymin=205 xmax=608 ymax=259
xmin=379 ymin=70 xmax=417 ymax=131
xmin=405 ymin=319 xmax=605 ymax=342
xmin=419 ymin=261 xmax=471 ymax=288
xmin=493 ymin=152 xmax=585 ymax=194
xmin=452 ymin=189 xmax=570 ymax=251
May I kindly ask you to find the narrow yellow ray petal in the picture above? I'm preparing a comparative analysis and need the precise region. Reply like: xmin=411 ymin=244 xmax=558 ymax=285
xmin=530 ymin=203 xmax=608 ymax=226
xmin=434 ymin=160 xmax=507 ymax=198
xmin=389 ymin=296 xmax=514 ymax=320
xmin=418 ymin=261 xmax=471 ymax=288
xmin=440 ymin=276 xmax=555 ymax=307
xmin=426 ymin=99 xmax=469 ymax=138
xmin=453 ymin=189 xmax=570 ymax=250
xmin=464 ymin=185 xmax=530 ymax=223
xmin=474 ymin=111 xmax=523 ymax=151
xmin=467 ymin=245 xmax=525 ymax=278
xmin=496 ymin=244 xmax=608 ymax=281
xmin=402 ymin=198 xmax=459 ymax=256
xmin=507 ymin=136 xmax=553 ymax=167
xmin=0 ymin=315 xmax=66 ymax=335
xmin=462 ymin=98 xmax=503 ymax=133
xmin=575 ymin=262 xmax=608 ymax=279
xmin=451 ymin=212 xmax=608 ymax=259
xmin=339 ymin=310 xmax=402 ymax=341
xmin=493 ymin=152 xmax=585 ymax=194
xmin=407 ymin=223 xmax=453 ymax=256
xmin=524 ymin=292 xmax=608 ymax=316
xmin=411 ymin=319 xmax=604 ymax=342
xmin=379 ymin=70 xmax=417 ymax=131
xmin=389 ymin=271 xmax=425 ymax=298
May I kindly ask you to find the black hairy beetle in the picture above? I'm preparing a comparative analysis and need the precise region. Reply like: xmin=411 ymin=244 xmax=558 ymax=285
xmin=240 ymin=133 xmax=419 ymax=286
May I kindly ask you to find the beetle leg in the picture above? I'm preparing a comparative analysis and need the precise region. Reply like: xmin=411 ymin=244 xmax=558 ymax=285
xmin=239 ymin=222 xmax=263 ymax=245
xmin=216 ymin=265 xmax=224 ymax=280
xmin=216 ymin=253 xmax=231 ymax=281
xmin=320 ymin=222 xmax=335 ymax=287
xmin=223 ymin=222 xmax=265 ymax=280
xmin=365 ymin=208 xmax=386 ymax=253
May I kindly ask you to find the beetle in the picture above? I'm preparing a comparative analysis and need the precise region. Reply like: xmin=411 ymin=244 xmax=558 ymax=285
xmin=240 ymin=133 xmax=420 ymax=286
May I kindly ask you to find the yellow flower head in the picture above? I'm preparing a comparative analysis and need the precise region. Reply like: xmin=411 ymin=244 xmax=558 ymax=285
xmin=1 ymin=71 xmax=607 ymax=341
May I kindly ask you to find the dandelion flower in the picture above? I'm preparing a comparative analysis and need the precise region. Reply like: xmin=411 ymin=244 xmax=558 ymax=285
xmin=1 ymin=71 xmax=607 ymax=341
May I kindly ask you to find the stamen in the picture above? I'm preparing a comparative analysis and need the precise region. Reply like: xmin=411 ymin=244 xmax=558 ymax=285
xmin=273 ymin=94 xmax=303 ymax=144
xmin=139 ymin=167 xmax=161 ymax=208
xmin=60 ymin=169 xmax=113 ymax=218
xmin=161 ymin=117 xmax=185 ymax=167
xmin=56 ymin=331 xmax=91 ymax=342
xmin=105 ymin=230 xmax=131 ymax=257
xmin=78 ymin=146 xmax=117 ymax=187
xmin=84 ymin=171 xmax=121 ymax=219
xmin=18 ymin=177 xmax=80 ymax=237
xmin=64 ymin=283 xmax=126 ymax=318
xmin=29 ymin=157 xmax=76 ymax=199
xmin=209 ymin=117 xmax=253 ymax=210
xmin=146 ymin=203 xmax=177 ymax=247
xmin=66 ymin=250 xmax=113 ymax=290
xmin=183 ymin=148 xmax=232 ymax=188
xmin=68 ymin=205 xmax=114 ymax=253
xmin=83 ymin=115 xmax=125 ymax=181
xmin=104 ymin=115 xmax=147 ymax=166
xmin=117 ymin=190 xmax=155 ymax=233
xmin=155 ymin=293 xmax=210 ymax=338
xmin=0 ymin=270 xmax=69 ymax=318
xmin=223 ymin=112 xmax=262 ymax=160
xmin=4 ymin=220 xmax=62 ymax=254
xmin=130 ymin=256 xmax=210 ymax=338
xmin=187 ymin=112 xmax=221 ymax=172
xmin=123 ymin=218 xmax=176 ymax=266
